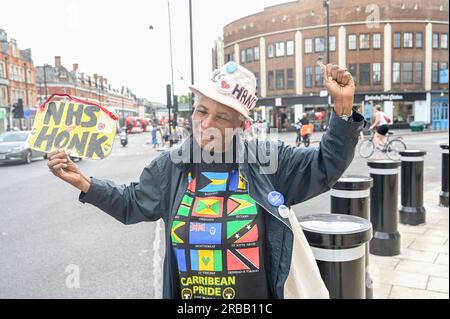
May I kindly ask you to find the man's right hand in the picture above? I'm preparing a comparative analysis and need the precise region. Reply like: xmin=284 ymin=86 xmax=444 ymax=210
xmin=47 ymin=149 xmax=91 ymax=193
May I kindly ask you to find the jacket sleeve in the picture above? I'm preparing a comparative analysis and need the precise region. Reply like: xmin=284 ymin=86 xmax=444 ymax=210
xmin=78 ymin=155 xmax=169 ymax=225
xmin=274 ymin=112 xmax=364 ymax=206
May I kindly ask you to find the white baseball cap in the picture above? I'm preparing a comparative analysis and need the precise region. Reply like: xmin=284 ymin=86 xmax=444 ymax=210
xmin=189 ymin=62 xmax=258 ymax=122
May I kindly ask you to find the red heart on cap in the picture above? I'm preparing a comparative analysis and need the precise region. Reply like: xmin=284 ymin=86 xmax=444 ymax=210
xmin=221 ymin=80 xmax=230 ymax=90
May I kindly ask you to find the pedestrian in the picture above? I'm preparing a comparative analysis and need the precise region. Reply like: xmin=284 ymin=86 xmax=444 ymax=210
xmin=151 ymin=124 xmax=158 ymax=148
xmin=47 ymin=61 xmax=363 ymax=299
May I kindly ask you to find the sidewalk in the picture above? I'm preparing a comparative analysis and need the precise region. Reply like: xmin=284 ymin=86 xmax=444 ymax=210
xmin=370 ymin=183 xmax=449 ymax=299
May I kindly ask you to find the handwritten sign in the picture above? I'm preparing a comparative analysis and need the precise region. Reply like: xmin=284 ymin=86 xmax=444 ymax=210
xmin=28 ymin=96 xmax=118 ymax=159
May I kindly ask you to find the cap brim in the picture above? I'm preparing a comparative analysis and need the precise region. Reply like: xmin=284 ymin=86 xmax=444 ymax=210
xmin=189 ymin=84 xmax=253 ymax=122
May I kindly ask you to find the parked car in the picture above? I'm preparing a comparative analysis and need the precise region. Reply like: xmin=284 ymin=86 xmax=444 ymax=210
xmin=0 ymin=131 xmax=46 ymax=164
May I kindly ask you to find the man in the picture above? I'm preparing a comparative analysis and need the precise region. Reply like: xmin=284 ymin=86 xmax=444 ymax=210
xmin=369 ymin=105 xmax=390 ymax=147
xmin=47 ymin=62 xmax=363 ymax=299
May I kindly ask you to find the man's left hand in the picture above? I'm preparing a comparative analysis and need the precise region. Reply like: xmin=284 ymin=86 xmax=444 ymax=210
xmin=321 ymin=63 xmax=355 ymax=116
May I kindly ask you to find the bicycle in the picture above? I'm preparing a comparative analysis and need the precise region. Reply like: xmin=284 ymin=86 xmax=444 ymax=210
xmin=358 ymin=130 xmax=407 ymax=160
xmin=295 ymin=124 xmax=313 ymax=147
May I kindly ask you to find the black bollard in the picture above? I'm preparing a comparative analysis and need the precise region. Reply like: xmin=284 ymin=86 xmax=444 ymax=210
xmin=440 ymin=144 xmax=449 ymax=207
xmin=367 ymin=160 xmax=402 ymax=256
xmin=331 ymin=176 xmax=374 ymax=299
xmin=298 ymin=214 xmax=372 ymax=299
xmin=399 ymin=150 xmax=427 ymax=225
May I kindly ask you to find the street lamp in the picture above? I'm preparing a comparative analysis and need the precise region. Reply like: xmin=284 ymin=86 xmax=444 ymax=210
xmin=323 ymin=0 xmax=332 ymax=127
xmin=43 ymin=64 xmax=51 ymax=100
xmin=189 ymin=0 xmax=195 ymax=120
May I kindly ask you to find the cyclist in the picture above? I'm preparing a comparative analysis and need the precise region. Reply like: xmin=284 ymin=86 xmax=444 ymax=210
xmin=369 ymin=105 xmax=390 ymax=148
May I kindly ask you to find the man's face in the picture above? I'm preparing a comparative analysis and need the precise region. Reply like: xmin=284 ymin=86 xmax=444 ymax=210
xmin=192 ymin=94 xmax=245 ymax=152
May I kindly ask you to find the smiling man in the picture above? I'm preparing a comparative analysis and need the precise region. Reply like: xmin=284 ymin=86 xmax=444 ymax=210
xmin=47 ymin=61 xmax=364 ymax=299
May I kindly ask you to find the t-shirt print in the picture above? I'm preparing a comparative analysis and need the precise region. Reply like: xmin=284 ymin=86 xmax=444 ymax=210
xmin=171 ymin=162 xmax=270 ymax=299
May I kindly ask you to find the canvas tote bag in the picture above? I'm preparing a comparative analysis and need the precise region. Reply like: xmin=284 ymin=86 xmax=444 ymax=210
xmin=283 ymin=208 xmax=329 ymax=299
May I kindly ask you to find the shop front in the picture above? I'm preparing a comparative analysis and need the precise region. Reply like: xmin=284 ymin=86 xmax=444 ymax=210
xmin=355 ymin=92 xmax=428 ymax=129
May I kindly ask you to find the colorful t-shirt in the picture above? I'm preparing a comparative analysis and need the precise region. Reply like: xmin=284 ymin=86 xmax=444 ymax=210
xmin=171 ymin=162 xmax=271 ymax=299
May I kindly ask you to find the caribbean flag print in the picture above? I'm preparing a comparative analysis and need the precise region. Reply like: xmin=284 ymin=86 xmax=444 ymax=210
xmin=227 ymin=219 xmax=259 ymax=244
xmin=227 ymin=247 xmax=260 ymax=271
xmin=173 ymin=248 xmax=187 ymax=272
xmin=190 ymin=249 xmax=222 ymax=271
xmin=177 ymin=195 xmax=194 ymax=217
xmin=192 ymin=197 xmax=223 ymax=218
xmin=171 ymin=220 xmax=187 ymax=244
xmin=198 ymin=172 xmax=228 ymax=192
xmin=189 ymin=222 xmax=222 ymax=245
xmin=227 ymin=194 xmax=257 ymax=216
xmin=229 ymin=170 xmax=247 ymax=191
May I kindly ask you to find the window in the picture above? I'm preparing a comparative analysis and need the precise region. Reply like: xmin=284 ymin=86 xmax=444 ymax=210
xmin=287 ymin=69 xmax=294 ymax=89
xmin=393 ymin=33 xmax=401 ymax=48
xmin=241 ymin=50 xmax=246 ymax=63
xmin=441 ymin=34 xmax=448 ymax=49
xmin=359 ymin=63 xmax=370 ymax=85
xmin=329 ymin=36 xmax=336 ymax=51
xmin=0 ymin=62 xmax=5 ymax=78
xmin=275 ymin=42 xmax=285 ymax=57
xmin=254 ymin=47 xmax=260 ymax=61
xmin=286 ymin=41 xmax=294 ymax=56
xmin=315 ymin=65 xmax=323 ymax=87
xmin=403 ymin=33 xmax=413 ymax=48
xmin=403 ymin=62 xmax=413 ymax=83
xmin=373 ymin=63 xmax=381 ymax=84
xmin=225 ymin=53 xmax=234 ymax=63
xmin=373 ymin=33 xmax=381 ymax=49
xmin=27 ymin=70 xmax=32 ymax=84
xmin=432 ymin=62 xmax=439 ymax=83
xmin=268 ymin=44 xmax=274 ymax=58
xmin=268 ymin=71 xmax=274 ymax=90
xmin=360 ymin=34 xmax=370 ymax=49
xmin=304 ymin=39 xmax=313 ymax=53
xmin=416 ymin=33 xmax=423 ymax=48
xmin=433 ymin=33 xmax=439 ymax=49
xmin=276 ymin=70 xmax=285 ymax=89
xmin=315 ymin=38 xmax=325 ymax=52
xmin=305 ymin=67 xmax=313 ymax=88
xmin=246 ymin=48 xmax=253 ymax=63
xmin=348 ymin=35 xmax=357 ymax=50
xmin=0 ymin=86 xmax=7 ymax=106
xmin=27 ymin=90 xmax=33 ymax=105
xmin=415 ymin=62 xmax=422 ymax=83
xmin=348 ymin=64 xmax=357 ymax=79
xmin=393 ymin=62 xmax=401 ymax=83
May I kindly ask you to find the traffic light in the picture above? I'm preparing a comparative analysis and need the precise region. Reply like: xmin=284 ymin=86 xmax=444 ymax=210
xmin=173 ymin=95 xmax=178 ymax=113
xmin=12 ymin=103 xmax=18 ymax=119
xmin=17 ymin=98 xmax=24 ymax=118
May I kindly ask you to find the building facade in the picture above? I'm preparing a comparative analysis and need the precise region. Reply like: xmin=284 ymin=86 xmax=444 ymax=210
xmin=35 ymin=56 xmax=153 ymax=127
xmin=0 ymin=29 xmax=37 ymax=132
xmin=218 ymin=0 xmax=449 ymax=130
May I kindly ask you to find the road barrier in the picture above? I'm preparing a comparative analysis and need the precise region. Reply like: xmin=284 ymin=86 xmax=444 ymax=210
xmin=298 ymin=214 xmax=372 ymax=299
xmin=330 ymin=176 xmax=374 ymax=299
xmin=368 ymin=160 xmax=401 ymax=256
xmin=399 ymin=150 xmax=427 ymax=225
xmin=440 ymin=144 xmax=449 ymax=207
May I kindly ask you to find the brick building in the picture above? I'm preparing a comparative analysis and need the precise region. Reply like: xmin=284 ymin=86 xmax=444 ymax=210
xmin=0 ymin=29 xmax=37 ymax=132
xmin=35 ymin=56 xmax=146 ymax=127
xmin=216 ymin=0 xmax=449 ymax=130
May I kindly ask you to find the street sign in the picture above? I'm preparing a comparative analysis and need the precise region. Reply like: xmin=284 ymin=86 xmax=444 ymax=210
xmin=275 ymin=98 xmax=282 ymax=106
xmin=320 ymin=90 xmax=328 ymax=97
xmin=440 ymin=69 xmax=448 ymax=84
xmin=24 ymin=108 xmax=31 ymax=119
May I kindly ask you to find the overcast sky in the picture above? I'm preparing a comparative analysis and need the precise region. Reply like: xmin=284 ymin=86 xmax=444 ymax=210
xmin=0 ymin=0 xmax=285 ymax=103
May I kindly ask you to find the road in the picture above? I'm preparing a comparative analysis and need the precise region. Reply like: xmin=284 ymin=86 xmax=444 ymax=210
xmin=0 ymin=130 xmax=448 ymax=298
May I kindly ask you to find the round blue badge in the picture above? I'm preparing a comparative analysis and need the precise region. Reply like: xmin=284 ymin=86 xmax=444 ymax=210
xmin=267 ymin=191 xmax=285 ymax=207
xmin=225 ymin=62 xmax=238 ymax=74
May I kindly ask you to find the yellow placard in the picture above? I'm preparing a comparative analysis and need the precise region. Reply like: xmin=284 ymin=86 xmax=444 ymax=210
xmin=28 ymin=101 xmax=117 ymax=159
